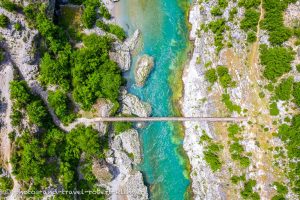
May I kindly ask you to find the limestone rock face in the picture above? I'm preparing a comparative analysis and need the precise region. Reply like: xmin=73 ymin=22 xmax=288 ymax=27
xmin=134 ymin=55 xmax=154 ymax=87
xmin=120 ymin=89 xmax=152 ymax=117
xmin=117 ymin=171 xmax=148 ymax=200
xmin=119 ymin=129 xmax=141 ymax=164
xmin=110 ymin=29 xmax=141 ymax=71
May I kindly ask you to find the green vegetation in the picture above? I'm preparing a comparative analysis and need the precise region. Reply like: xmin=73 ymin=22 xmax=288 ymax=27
xmin=72 ymin=34 xmax=123 ymax=110
xmin=227 ymin=124 xmax=252 ymax=168
xmin=229 ymin=7 xmax=238 ymax=21
xmin=208 ymin=18 xmax=226 ymax=52
xmin=200 ymin=133 xmax=223 ymax=172
xmin=261 ymin=0 xmax=296 ymax=45
xmin=247 ymin=31 xmax=257 ymax=43
xmin=99 ymin=4 xmax=111 ymax=19
xmin=217 ymin=66 xmax=234 ymax=88
xmin=240 ymin=9 xmax=260 ymax=32
xmin=108 ymin=24 xmax=126 ymax=41
xmin=113 ymin=121 xmax=133 ymax=134
xmin=277 ymin=115 xmax=300 ymax=195
xmin=14 ymin=22 xmax=21 ymax=30
xmin=0 ymin=47 xmax=5 ymax=63
xmin=211 ymin=6 xmax=222 ymax=16
xmin=39 ymin=45 xmax=72 ymax=90
xmin=222 ymin=94 xmax=241 ymax=113
xmin=0 ymin=0 xmax=20 ymax=12
xmin=275 ymin=77 xmax=293 ymax=101
xmin=0 ymin=176 xmax=13 ymax=191
xmin=238 ymin=0 xmax=260 ymax=8
xmin=205 ymin=68 xmax=217 ymax=84
xmin=260 ymin=45 xmax=294 ymax=80
xmin=241 ymin=179 xmax=260 ymax=200
xmin=48 ymin=90 xmax=76 ymax=125
xmin=9 ymin=81 xmax=108 ymax=196
xmin=26 ymin=100 xmax=49 ymax=127
xmin=218 ymin=0 xmax=228 ymax=9
xmin=231 ymin=174 xmax=246 ymax=184
xmin=96 ymin=20 xmax=127 ymax=41
xmin=296 ymin=64 xmax=300 ymax=73
xmin=269 ymin=102 xmax=279 ymax=116
xmin=293 ymin=82 xmax=300 ymax=106
xmin=82 ymin=5 xmax=97 ymax=28
xmin=0 ymin=14 xmax=9 ymax=28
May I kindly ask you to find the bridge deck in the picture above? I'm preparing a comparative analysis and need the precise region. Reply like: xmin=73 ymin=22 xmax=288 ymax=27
xmin=93 ymin=117 xmax=247 ymax=122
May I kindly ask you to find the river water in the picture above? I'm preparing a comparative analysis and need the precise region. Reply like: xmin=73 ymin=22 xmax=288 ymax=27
xmin=115 ymin=0 xmax=191 ymax=199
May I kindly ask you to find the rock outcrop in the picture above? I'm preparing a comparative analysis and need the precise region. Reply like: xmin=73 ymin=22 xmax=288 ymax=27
xmin=110 ymin=29 xmax=141 ymax=71
xmin=120 ymin=89 xmax=152 ymax=117
xmin=134 ymin=55 xmax=154 ymax=87
xmin=106 ymin=129 xmax=148 ymax=200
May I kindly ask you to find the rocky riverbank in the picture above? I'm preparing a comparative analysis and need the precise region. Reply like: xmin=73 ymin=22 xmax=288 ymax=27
xmin=181 ymin=1 xmax=225 ymax=199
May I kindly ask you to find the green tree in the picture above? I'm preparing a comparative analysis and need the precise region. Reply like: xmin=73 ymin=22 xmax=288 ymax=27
xmin=10 ymin=80 xmax=31 ymax=107
xmin=205 ymin=68 xmax=217 ymax=84
xmin=26 ymin=100 xmax=48 ymax=127
xmin=241 ymin=9 xmax=259 ymax=31
xmin=275 ymin=77 xmax=293 ymax=100
xmin=113 ymin=122 xmax=132 ymax=134
xmin=82 ymin=5 xmax=97 ymax=29
xmin=260 ymin=46 xmax=294 ymax=80
xmin=48 ymin=90 xmax=75 ymax=125
xmin=0 ymin=14 xmax=9 ymax=28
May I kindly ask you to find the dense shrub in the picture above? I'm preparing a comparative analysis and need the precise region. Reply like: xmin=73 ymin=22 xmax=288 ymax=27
xmin=296 ymin=64 xmax=300 ymax=73
xmin=48 ymin=90 xmax=76 ymax=125
xmin=205 ymin=68 xmax=217 ymax=84
xmin=10 ymin=80 xmax=31 ymax=107
xmin=72 ymin=34 xmax=123 ymax=110
xmin=241 ymin=179 xmax=260 ymax=200
xmin=218 ymin=0 xmax=228 ymax=9
xmin=217 ymin=66 xmax=234 ymax=88
xmin=222 ymin=94 xmax=241 ymax=113
xmin=260 ymin=45 xmax=294 ymax=80
xmin=99 ymin=4 xmax=111 ymax=19
xmin=277 ymin=115 xmax=300 ymax=195
xmin=0 ymin=14 xmax=9 ymax=28
xmin=293 ymin=82 xmax=300 ymax=106
xmin=238 ymin=0 xmax=260 ymax=8
xmin=113 ymin=122 xmax=133 ymax=134
xmin=0 ymin=0 xmax=20 ymax=12
xmin=0 ymin=47 xmax=4 ymax=63
xmin=82 ymin=5 xmax=97 ymax=29
xmin=269 ymin=102 xmax=279 ymax=116
xmin=26 ymin=100 xmax=49 ymax=127
xmin=261 ymin=0 xmax=295 ymax=45
xmin=275 ymin=77 xmax=293 ymax=100
xmin=229 ymin=7 xmax=238 ymax=21
xmin=14 ymin=22 xmax=21 ymax=30
xmin=39 ymin=45 xmax=72 ymax=90
xmin=0 ymin=176 xmax=13 ymax=191
xmin=108 ymin=24 xmax=126 ymax=41
xmin=231 ymin=175 xmax=246 ymax=184
xmin=240 ymin=9 xmax=260 ymax=31
xmin=211 ymin=6 xmax=222 ymax=16
xmin=208 ymin=18 xmax=226 ymax=52
xmin=247 ymin=31 xmax=257 ymax=43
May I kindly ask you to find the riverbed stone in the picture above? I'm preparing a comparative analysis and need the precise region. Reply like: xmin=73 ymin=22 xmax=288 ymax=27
xmin=134 ymin=55 xmax=154 ymax=87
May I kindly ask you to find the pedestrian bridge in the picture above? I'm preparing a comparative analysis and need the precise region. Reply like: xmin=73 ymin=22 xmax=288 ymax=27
xmin=93 ymin=117 xmax=247 ymax=122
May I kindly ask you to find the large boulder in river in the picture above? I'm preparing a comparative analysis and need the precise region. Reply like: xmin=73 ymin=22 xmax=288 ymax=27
xmin=120 ymin=89 xmax=152 ymax=117
xmin=134 ymin=55 xmax=154 ymax=87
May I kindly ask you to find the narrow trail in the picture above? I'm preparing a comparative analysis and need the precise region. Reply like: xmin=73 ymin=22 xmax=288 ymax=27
xmin=246 ymin=1 xmax=277 ymax=198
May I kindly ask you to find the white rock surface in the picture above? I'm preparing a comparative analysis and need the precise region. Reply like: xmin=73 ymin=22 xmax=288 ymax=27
xmin=120 ymin=89 xmax=152 ymax=117
xmin=134 ymin=55 xmax=154 ymax=87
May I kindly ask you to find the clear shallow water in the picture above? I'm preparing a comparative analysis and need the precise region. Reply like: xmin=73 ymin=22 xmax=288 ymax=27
xmin=117 ymin=0 xmax=190 ymax=199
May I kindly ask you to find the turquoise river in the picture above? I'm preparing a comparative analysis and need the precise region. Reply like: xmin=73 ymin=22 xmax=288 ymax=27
xmin=116 ymin=0 xmax=191 ymax=199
